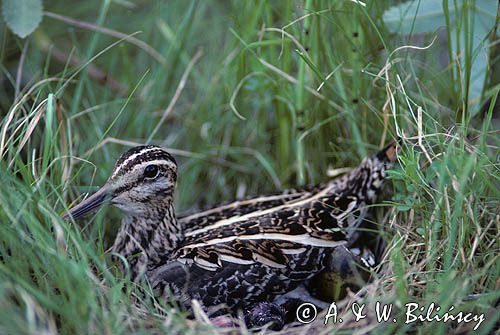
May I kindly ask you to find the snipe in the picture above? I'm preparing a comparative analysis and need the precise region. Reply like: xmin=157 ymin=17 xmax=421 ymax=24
xmin=64 ymin=143 xmax=398 ymax=322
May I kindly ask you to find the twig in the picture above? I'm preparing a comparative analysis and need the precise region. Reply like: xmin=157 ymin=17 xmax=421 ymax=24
xmin=37 ymin=38 xmax=129 ymax=96
xmin=44 ymin=11 xmax=166 ymax=65
xmin=15 ymin=40 xmax=29 ymax=100
xmin=148 ymin=49 xmax=203 ymax=141
xmin=230 ymin=72 xmax=267 ymax=120
xmin=85 ymin=137 xmax=250 ymax=173
xmin=417 ymin=106 xmax=433 ymax=164
xmin=56 ymin=32 xmax=142 ymax=96
xmin=87 ymin=137 xmax=199 ymax=158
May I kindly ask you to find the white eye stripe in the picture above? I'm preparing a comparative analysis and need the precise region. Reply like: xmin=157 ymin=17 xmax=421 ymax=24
xmin=111 ymin=159 xmax=175 ymax=189
xmin=131 ymin=159 xmax=174 ymax=176
xmin=112 ymin=147 xmax=159 ymax=178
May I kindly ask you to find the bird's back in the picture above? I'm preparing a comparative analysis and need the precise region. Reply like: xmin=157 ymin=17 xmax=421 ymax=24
xmin=151 ymin=143 xmax=398 ymax=310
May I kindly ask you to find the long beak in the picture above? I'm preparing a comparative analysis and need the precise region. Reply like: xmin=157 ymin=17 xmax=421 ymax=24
xmin=63 ymin=185 xmax=111 ymax=221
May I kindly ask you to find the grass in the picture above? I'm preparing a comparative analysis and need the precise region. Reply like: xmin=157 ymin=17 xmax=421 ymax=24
xmin=0 ymin=0 xmax=499 ymax=334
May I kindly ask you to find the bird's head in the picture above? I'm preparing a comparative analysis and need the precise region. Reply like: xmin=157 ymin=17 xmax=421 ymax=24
xmin=344 ymin=140 xmax=400 ymax=203
xmin=64 ymin=145 xmax=177 ymax=220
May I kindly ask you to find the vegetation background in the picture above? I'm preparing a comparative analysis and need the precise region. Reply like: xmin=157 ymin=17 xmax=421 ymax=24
xmin=0 ymin=0 xmax=498 ymax=334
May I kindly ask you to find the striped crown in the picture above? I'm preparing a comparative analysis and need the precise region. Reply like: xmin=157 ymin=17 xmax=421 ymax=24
xmin=111 ymin=145 xmax=177 ymax=179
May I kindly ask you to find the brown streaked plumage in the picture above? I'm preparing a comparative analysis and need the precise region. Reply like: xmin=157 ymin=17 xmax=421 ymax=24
xmin=64 ymin=142 xmax=398 ymax=318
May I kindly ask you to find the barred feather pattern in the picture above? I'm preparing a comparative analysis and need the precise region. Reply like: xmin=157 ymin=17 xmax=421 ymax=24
xmin=147 ymin=144 xmax=396 ymax=310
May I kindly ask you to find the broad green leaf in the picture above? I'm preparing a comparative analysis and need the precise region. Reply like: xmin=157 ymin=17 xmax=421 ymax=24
xmin=2 ymin=0 xmax=43 ymax=38
xmin=383 ymin=0 xmax=498 ymax=115
xmin=383 ymin=0 xmax=497 ymax=34
xmin=383 ymin=0 xmax=461 ymax=34
xmin=451 ymin=1 xmax=498 ymax=115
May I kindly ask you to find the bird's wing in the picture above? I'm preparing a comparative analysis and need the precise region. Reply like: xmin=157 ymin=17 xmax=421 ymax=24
xmin=174 ymin=239 xmax=300 ymax=270
xmin=174 ymin=142 xmax=399 ymax=272
xmin=178 ymin=187 xmax=315 ymax=233
xmin=174 ymin=200 xmax=351 ymax=271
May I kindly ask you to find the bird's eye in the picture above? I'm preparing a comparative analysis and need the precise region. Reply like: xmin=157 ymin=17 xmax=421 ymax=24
xmin=144 ymin=165 xmax=159 ymax=179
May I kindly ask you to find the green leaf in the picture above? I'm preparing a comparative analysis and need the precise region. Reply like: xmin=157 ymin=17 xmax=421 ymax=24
xmin=383 ymin=0 xmax=459 ymax=34
xmin=383 ymin=0 xmax=497 ymax=39
xmin=2 ymin=0 xmax=43 ymax=38
xmin=382 ymin=0 xmax=498 ymax=115
xmin=451 ymin=1 xmax=498 ymax=116
xmin=396 ymin=203 xmax=413 ymax=212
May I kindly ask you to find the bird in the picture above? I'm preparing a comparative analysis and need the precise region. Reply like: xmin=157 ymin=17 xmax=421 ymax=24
xmin=64 ymin=142 xmax=398 ymax=326
xmin=176 ymin=167 xmax=381 ymax=328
